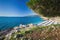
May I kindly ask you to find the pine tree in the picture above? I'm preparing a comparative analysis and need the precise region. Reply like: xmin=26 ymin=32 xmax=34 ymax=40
xmin=27 ymin=0 xmax=60 ymax=17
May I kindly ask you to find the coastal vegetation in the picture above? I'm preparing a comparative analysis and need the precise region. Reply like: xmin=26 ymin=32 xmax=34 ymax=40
xmin=0 ymin=0 xmax=60 ymax=40
xmin=27 ymin=0 xmax=60 ymax=17
xmin=3 ymin=24 xmax=60 ymax=40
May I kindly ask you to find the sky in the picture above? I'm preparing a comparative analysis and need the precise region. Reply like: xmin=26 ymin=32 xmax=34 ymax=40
xmin=0 ymin=0 xmax=36 ymax=17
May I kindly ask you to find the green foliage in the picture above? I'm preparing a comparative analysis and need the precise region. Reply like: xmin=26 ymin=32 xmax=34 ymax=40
xmin=27 ymin=0 xmax=60 ymax=17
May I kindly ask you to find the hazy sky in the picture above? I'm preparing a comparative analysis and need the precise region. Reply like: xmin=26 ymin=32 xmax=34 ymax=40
xmin=0 ymin=0 xmax=36 ymax=17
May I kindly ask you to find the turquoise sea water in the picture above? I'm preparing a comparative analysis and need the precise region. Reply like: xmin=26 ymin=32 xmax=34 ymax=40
xmin=0 ymin=15 xmax=44 ymax=30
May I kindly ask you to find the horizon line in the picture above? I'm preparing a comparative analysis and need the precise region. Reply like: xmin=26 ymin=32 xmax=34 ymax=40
xmin=0 ymin=15 xmax=38 ymax=17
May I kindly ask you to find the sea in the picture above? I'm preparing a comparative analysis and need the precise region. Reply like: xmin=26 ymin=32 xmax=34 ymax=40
xmin=0 ymin=15 xmax=44 ymax=31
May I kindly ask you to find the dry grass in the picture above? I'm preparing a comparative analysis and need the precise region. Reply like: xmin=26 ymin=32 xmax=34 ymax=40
xmin=23 ymin=24 xmax=60 ymax=40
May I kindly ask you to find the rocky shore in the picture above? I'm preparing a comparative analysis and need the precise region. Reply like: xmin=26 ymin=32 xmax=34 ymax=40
xmin=0 ymin=19 xmax=60 ymax=40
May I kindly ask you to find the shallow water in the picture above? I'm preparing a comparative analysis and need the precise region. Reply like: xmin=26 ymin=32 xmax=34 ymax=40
xmin=0 ymin=15 xmax=44 ymax=30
